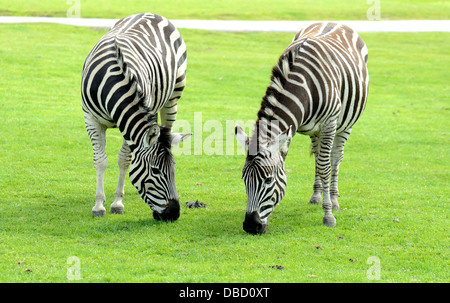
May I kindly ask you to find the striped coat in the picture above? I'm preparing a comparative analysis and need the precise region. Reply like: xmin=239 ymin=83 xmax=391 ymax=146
xmin=236 ymin=22 xmax=369 ymax=233
xmin=81 ymin=13 xmax=190 ymax=220
xmin=82 ymin=13 xmax=187 ymax=143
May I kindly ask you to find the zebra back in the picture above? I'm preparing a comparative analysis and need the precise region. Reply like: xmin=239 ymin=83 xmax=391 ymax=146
xmin=81 ymin=13 xmax=187 ymax=146
xmin=257 ymin=22 xmax=369 ymax=138
xmin=112 ymin=14 xmax=186 ymax=111
xmin=291 ymin=22 xmax=368 ymax=64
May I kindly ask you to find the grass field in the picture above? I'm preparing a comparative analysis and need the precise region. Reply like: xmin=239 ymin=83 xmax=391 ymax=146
xmin=1 ymin=0 xmax=449 ymax=20
xmin=0 ymin=22 xmax=448 ymax=283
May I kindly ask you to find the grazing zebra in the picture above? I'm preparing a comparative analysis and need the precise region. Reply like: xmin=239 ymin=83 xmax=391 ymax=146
xmin=235 ymin=22 xmax=369 ymax=234
xmin=81 ymin=13 xmax=191 ymax=221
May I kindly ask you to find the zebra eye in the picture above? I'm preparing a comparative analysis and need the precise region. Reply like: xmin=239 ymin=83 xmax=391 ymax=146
xmin=264 ymin=177 xmax=274 ymax=184
xmin=151 ymin=167 xmax=161 ymax=175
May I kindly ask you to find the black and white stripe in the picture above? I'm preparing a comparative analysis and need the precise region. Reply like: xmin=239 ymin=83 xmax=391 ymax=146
xmin=236 ymin=22 xmax=369 ymax=233
xmin=242 ymin=149 xmax=287 ymax=219
xmin=81 ymin=13 xmax=190 ymax=220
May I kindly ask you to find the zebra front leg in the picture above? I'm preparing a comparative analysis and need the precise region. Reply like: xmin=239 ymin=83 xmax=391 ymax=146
xmin=317 ymin=121 xmax=337 ymax=227
xmin=111 ymin=140 xmax=131 ymax=214
xmin=330 ymin=130 xmax=351 ymax=211
xmin=309 ymin=135 xmax=323 ymax=205
xmin=93 ymin=159 xmax=107 ymax=217
xmin=85 ymin=113 xmax=108 ymax=217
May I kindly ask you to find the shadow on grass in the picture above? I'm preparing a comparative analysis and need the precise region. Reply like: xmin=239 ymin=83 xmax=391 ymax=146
xmin=15 ymin=187 xmax=332 ymax=243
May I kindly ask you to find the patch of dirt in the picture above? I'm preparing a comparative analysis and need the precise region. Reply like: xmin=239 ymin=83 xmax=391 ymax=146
xmin=185 ymin=200 xmax=207 ymax=208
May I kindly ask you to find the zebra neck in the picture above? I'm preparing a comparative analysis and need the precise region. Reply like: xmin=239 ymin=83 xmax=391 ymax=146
xmin=111 ymin=94 xmax=156 ymax=151
xmin=256 ymin=86 xmax=303 ymax=138
xmin=254 ymin=92 xmax=300 ymax=143
xmin=249 ymin=115 xmax=292 ymax=155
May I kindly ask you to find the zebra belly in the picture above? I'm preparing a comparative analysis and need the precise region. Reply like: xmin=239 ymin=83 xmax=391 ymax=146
xmin=85 ymin=110 xmax=117 ymax=129
xmin=297 ymin=123 xmax=322 ymax=136
xmin=297 ymin=118 xmax=353 ymax=136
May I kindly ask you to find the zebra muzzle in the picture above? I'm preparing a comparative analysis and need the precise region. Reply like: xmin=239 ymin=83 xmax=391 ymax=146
xmin=152 ymin=199 xmax=180 ymax=222
xmin=243 ymin=211 xmax=267 ymax=235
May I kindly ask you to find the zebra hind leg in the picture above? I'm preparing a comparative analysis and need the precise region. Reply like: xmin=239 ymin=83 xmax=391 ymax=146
xmin=317 ymin=120 xmax=337 ymax=227
xmin=111 ymin=139 xmax=132 ymax=214
xmin=309 ymin=135 xmax=322 ymax=205
xmin=84 ymin=113 xmax=108 ymax=217
xmin=330 ymin=130 xmax=351 ymax=211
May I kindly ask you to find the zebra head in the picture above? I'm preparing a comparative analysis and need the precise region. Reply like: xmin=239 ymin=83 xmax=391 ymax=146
xmin=129 ymin=123 xmax=191 ymax=222
xmin=235 ymin=124 xmax=293 ymax=234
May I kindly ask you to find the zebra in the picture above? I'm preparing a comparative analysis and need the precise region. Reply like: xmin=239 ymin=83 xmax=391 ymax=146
xmin=81 ymin=13 xmax=191 ymax=221
xmin=235 ymin=22 xmax=369 ymax=234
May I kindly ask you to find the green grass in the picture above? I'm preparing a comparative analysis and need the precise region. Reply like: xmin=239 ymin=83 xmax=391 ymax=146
xmin=0 ymin=0 xmax=449 ymax=20
xmin=0 ymin=23 xmax=449 ymax=283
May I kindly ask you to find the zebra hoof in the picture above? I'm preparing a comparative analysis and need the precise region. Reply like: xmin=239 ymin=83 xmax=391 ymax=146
xmin=110 ymin=207 xmax=124 ymax=214
xmin=323 ymin=215 xmax=336 ymax=227
xmin=331 ymin=197 xmax=340 ymax=211
xmin=92 ymin=209 xmax=106 ymax=217
xmin=309 ymin=193 xmax=322 ymax=205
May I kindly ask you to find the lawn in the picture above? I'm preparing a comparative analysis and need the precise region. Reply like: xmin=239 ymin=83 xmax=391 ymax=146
xmin=0 ymin=22 xmax=448 ymax=283
xmin=1 ymin=0 xmax=449 ymax=20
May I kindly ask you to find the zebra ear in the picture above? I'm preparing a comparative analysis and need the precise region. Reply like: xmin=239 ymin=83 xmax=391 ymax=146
xmin=273 ymin=125 xmax=293 ymax=156
xmin=235 ymin=124 xmax=249 ymax=153
xmin=171 ymin=132 xmax=192 ymax=147
xmin=144 ymin=123 xmax=160 ymax=148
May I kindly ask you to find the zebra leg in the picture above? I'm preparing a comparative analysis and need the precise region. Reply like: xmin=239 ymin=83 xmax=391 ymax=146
xmin=110 ymin=139 xmax=131 ymax=214
xmin=309 ymin=135 xmax=323 ymax=205
xmin=84 ymin=113 xmax=108 ymax=217
xmin=330 ymin=129 xmax=351 ymax=211
xmin=317 ymin=120 xmax=337 ymax=227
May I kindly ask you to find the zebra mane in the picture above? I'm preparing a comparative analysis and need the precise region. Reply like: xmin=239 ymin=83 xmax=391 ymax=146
xmin=157 ymin=126 xmax=173 ymax=150
xmin=254 ymin=48 xmax=296 ymax=149
xmin=257 ymin=46 xmax=297 ymax=124
xmin=250 ymin=49 xmax=298 ymax=162
xmin=247 ymin=120 xmax=282 ymax=160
